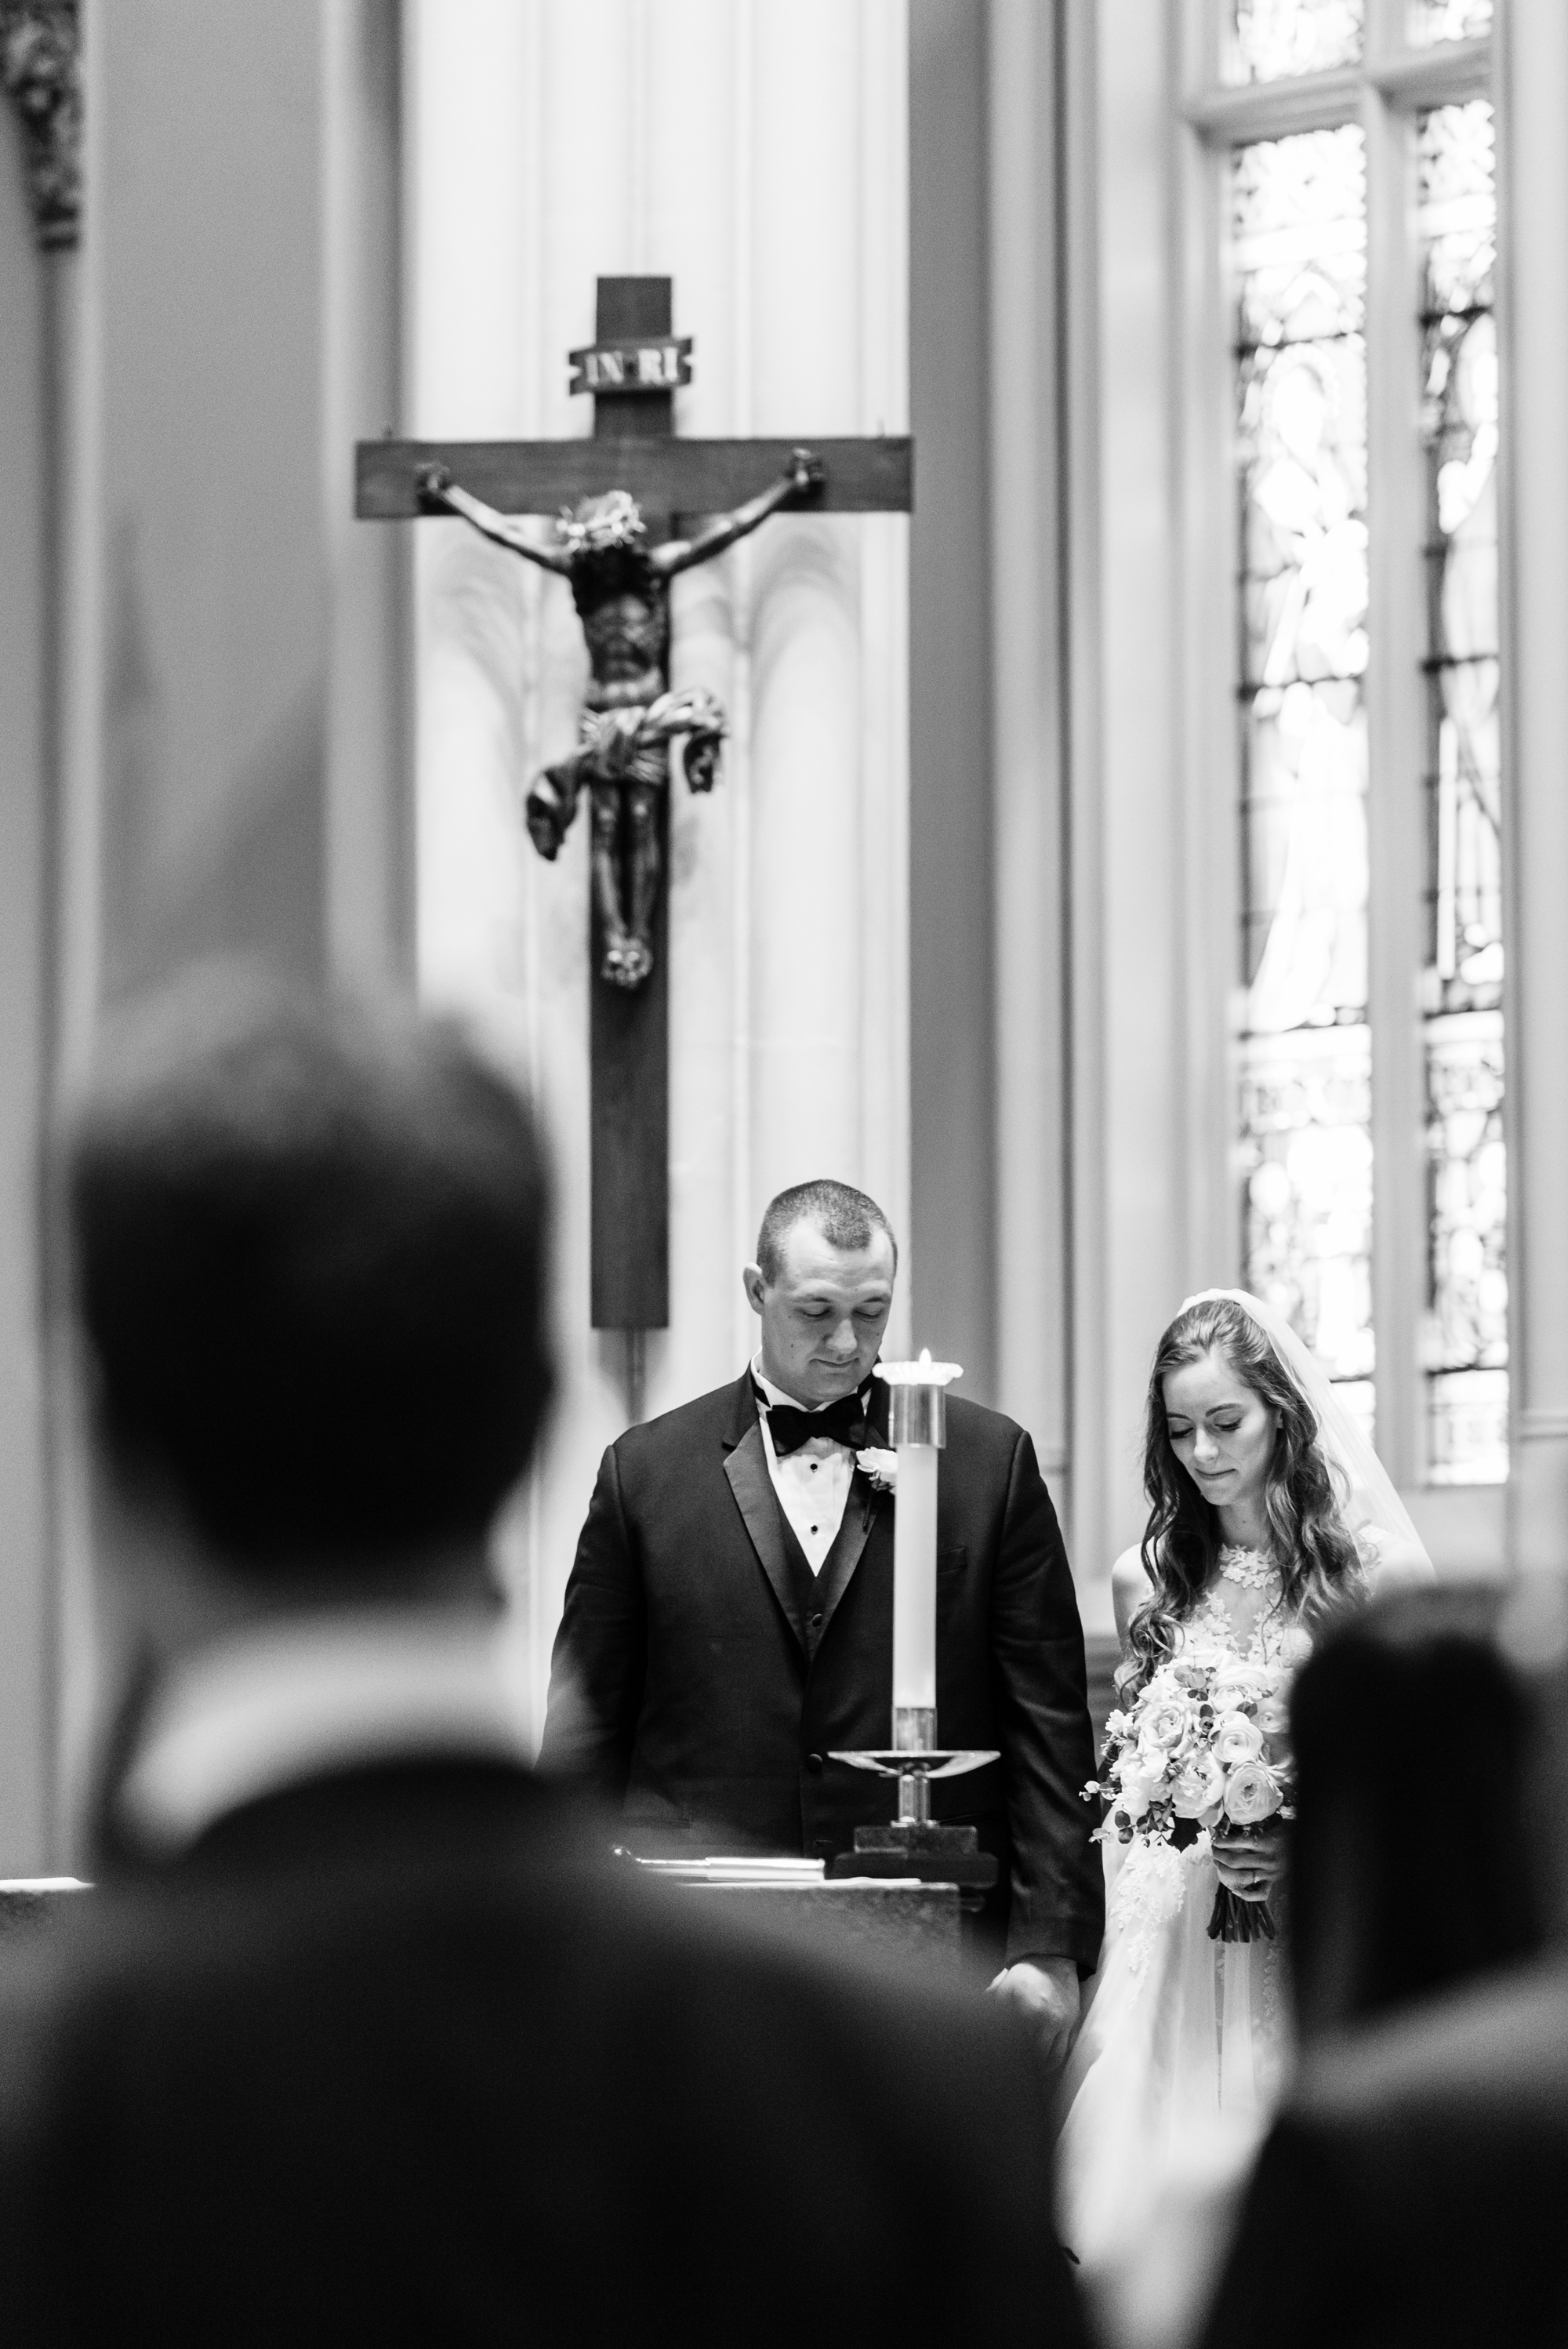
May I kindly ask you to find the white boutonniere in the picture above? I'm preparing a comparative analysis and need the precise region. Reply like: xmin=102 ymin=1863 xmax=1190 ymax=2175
xmin=856 ymin=1447 xmax=898 ymax=1494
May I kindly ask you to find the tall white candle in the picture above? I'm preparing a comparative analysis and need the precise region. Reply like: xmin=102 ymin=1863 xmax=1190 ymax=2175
xmin=877 ymin=1352 xmax=963 ymax=1732
xmin=891 ymin=1445 xmax=939 ymax=1711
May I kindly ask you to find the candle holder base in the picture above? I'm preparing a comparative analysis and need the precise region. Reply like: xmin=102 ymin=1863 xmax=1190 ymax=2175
xmin=826 ymin=1745 xmax=1000 ymax=1888
xmin=826 ymin=1818 xmax=998 ymax=1890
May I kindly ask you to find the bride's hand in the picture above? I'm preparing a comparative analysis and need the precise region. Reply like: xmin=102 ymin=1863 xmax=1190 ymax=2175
xmin=1211 ymin=1827 xmax=1286 ymax=1903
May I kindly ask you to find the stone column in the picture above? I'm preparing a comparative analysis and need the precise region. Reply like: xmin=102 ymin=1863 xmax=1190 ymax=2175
xmin=909 ymin=0 xmax=996 ymax=1400
xmin=1054 ymin=0 xmax=1190 ymax=1625
xmin=407 ymin=0 xmax=910 ymax=1728
xmin=985 ymin=0 xmax=1070 ymax=1500
xmin=82 ymin=0 xmax=405 ymax=1006
xmin=0 ymin=83 xmax=58 ymax=1872
xmin=1503 ymin=0 xmax=1568 ymax=1574
xmin=45 ymin=0 xmax=410 ymax=1847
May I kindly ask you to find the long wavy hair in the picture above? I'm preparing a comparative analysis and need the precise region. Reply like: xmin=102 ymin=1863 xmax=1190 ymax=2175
xmin=1123 ymin=1295 xmax=1363 ymax=1694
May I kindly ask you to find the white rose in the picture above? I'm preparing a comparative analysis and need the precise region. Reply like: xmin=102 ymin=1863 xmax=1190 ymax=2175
xmin=1141 ymin=1694 xmax=1192 ymax=1752
xmin=855 ymin=1447 xmax=898 ymax=1493
xmin=1116 ymin=1764 xmax=1156 ymax=1822
xmin=1213 ymin=1712 xmax=1265 ymax=1767
xmin=1171 ymin=1748 xmax=1226 ymax=1820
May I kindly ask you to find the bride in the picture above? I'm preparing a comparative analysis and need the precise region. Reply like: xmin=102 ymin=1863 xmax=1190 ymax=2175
xmin=1056 ymin=1289 xmax=1432 ymax=2341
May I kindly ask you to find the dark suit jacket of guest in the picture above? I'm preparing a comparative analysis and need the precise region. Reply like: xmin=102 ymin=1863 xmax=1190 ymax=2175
xmin=1201 ymin=1954 xmax=1568 ymax=2349
xmin=539 ymin=1371 xmax=1103 ymax=1970
xmin=0 ymin=1756 xmax=1086 ymax=2347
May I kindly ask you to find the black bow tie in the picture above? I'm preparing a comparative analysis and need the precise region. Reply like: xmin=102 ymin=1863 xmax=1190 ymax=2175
xmin=761 ymin=1387 xmax=876 ymax=1458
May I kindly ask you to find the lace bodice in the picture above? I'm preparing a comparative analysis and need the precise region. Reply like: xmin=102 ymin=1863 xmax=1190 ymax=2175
xmin=1217 ymin=1543 xmax=1275 ymax=1589
xmin=1189 ymin=1545 xmax=1294 ymax=1665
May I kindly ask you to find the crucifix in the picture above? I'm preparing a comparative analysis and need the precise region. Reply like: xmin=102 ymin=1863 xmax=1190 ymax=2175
xmin=357 ymin=277 xmax=913 ymax=1374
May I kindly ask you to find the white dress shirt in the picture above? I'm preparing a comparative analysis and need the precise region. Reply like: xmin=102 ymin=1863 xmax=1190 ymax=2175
xmin=751 ymin=1352 xmax=862 ymax=1575
xmin=116 ymin=1609 xmax=535 ymax=1857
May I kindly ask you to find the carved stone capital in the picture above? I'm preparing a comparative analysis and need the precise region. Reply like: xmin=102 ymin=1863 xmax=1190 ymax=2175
xmin=0 ymin=1 xmax=80 ymax=251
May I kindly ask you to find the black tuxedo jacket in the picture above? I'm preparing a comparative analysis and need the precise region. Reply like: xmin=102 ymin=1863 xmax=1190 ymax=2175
xmin=539 ymin=1371 xmax=1103 ymax=1969
xmin=1201 ymin=1955 xmax=1568 ymax=2349
xmin=0 ymin=1755 xmax=1085 ymax=2347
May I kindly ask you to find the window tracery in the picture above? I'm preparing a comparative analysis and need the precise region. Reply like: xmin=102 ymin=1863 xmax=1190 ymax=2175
xmin=1218 ymin=3 xmax=1504 ymax=1483
xmin=1419 ymin=98 xmax=1506 ymax=1482
xmin=1234 ymin=126 xmax=1376 ymax=1427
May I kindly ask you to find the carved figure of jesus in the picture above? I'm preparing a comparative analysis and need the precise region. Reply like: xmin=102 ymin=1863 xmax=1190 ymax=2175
xmin=418 ymin=447 xmax=822 ymax=989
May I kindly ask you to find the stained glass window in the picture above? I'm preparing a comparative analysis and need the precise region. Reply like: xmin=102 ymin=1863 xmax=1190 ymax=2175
xmin=1409 ymin=1 xmax=1493 ymax=45
xmin=1229 ymin=0 xmax=1363 ymax=85
xmin=1234 ymin=127 xmax=1374 ymax=1425
xmin=1419 ymin=100 xmax=1507 ymax=1483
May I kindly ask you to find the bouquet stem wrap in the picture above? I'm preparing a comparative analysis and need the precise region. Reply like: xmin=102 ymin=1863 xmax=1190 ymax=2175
xmin=1207 ymin=1884 xmax=1277 ymax=1943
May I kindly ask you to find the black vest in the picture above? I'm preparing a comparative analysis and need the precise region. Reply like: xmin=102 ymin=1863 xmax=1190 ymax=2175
xmin=771 ymin=1479 xmax=869 ymax=1661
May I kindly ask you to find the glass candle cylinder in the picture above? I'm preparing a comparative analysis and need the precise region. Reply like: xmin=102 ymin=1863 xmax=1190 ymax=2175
xmin=877 ymin=1352 xmax=963 ymax=1737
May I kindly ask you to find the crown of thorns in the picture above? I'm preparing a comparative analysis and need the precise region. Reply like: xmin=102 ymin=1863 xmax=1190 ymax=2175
xmin=556 ymin=490 xmax=647 ymax=557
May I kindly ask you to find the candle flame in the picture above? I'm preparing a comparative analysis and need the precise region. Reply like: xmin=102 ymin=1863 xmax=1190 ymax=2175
xmin=919 ymin=1346 xmax=931 ymax=1368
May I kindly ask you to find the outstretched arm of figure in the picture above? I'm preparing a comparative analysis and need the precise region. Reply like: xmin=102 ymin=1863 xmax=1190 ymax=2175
xmin=415 ymin=463 xmax=572 ymax=575
xmin=654 ymin=446 xmax=825 ymax=576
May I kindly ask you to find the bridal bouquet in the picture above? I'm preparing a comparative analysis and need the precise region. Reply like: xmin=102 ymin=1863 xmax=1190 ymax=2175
xmin=1084 ymin=1640 xmax=1306 ymax=1944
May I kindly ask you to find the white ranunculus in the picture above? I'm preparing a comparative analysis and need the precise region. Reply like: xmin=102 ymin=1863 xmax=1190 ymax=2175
xmin=1213 ymin=1712 xmax=1265 ymax=1767
xmin=1222 ymin=1761 xmax=1284 ymax=1827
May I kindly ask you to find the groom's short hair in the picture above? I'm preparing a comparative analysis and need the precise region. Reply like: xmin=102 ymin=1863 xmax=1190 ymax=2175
xmin=63 ymin=966 xmax=554 ymax=1573
xmin=755 ymin=1179 xmax=898 ymax=1283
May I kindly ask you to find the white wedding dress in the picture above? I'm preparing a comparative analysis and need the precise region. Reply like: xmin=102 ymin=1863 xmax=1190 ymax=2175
xmin=1054 ymin=1547 xmax=1305 ymax=2347
xmin=1054 ymin=1291 xmax=1436 ymax=2347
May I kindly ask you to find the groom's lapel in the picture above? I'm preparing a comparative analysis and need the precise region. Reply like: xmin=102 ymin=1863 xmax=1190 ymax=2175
xmin=721 ymin=1415 xmax=805 ymax=1651
xmin=814 ymin=1371 xmax=889 ymax=1640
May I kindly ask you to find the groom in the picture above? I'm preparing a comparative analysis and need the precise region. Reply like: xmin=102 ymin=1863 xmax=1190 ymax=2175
xmin=540 ymin=1179 xmax=1103 ymax=2051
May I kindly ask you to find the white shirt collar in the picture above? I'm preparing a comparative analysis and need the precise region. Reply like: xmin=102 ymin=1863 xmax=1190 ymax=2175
xmin=116 ymin=1608 xmax=534 ymax=1858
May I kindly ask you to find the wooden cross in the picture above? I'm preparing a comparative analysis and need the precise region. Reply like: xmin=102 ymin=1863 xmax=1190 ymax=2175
xmin=357 ymin=277 xmax=913 ymax=1364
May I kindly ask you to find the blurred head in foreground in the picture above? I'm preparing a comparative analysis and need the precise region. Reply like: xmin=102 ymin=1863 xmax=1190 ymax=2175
xmin=63 ymin=968 xmax=553 ymax=1632
xmin=1287 ymin=1583 xmax=1541 ymax=2046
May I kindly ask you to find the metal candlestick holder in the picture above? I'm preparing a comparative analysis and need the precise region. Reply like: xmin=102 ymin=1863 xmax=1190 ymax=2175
xmin=827 ymin=1705 xmax=1000 ymax=1890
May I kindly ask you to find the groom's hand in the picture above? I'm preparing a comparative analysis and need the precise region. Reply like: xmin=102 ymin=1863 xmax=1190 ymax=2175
xmin=986 ymin=1955 xmax=1080 ymax=2068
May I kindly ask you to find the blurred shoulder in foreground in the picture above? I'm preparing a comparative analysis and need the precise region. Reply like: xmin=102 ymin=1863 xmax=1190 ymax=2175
xmin=0 ymin=968 xmax=1084 ymax=2349
xmin=1203 ymin=1585 xmax=1555 ymax=2349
